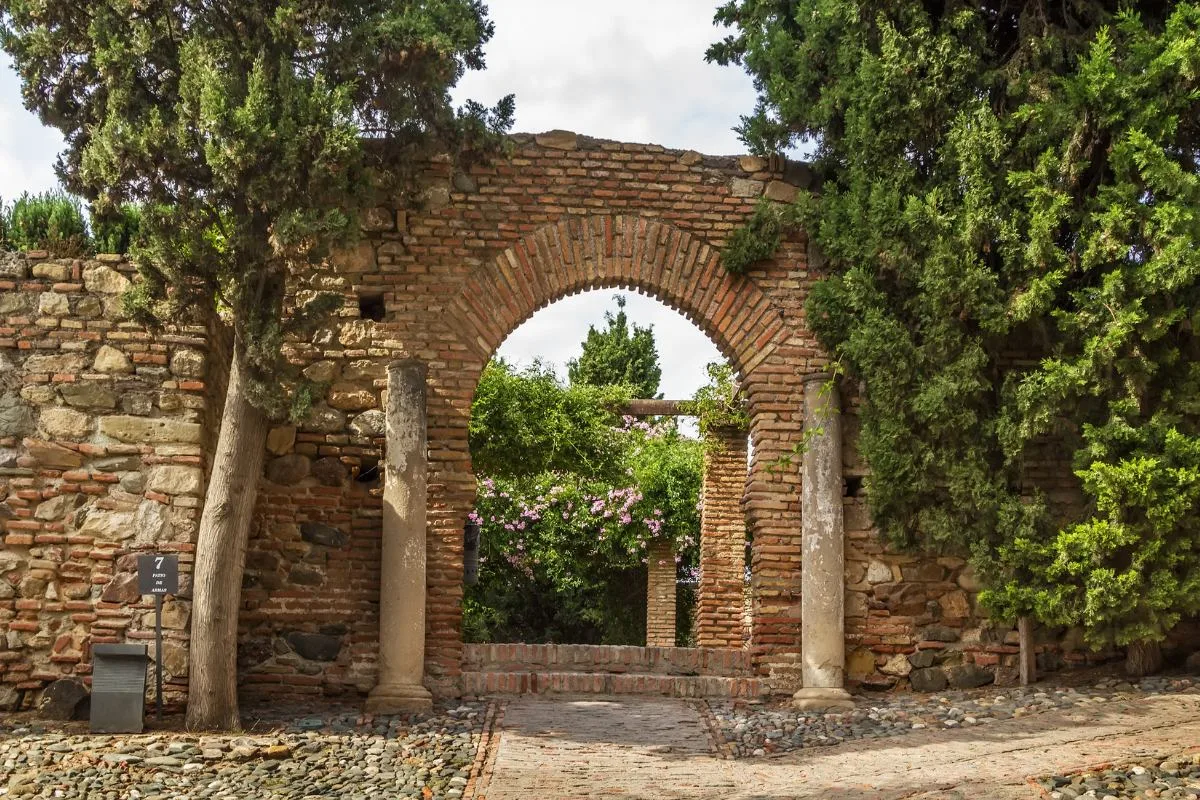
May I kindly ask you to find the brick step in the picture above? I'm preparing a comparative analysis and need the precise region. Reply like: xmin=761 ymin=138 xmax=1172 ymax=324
xmin=462 ymin=643 xmax=754 ymax=677
xmin=461 ymin=670 xmax=769 ymax=698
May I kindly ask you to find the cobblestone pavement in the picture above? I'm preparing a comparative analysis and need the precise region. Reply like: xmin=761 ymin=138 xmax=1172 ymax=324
xmin=473 ymin=691 xmax=1200 ymax=800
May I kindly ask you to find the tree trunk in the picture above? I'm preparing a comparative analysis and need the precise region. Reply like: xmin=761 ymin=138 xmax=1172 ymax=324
xmin=1125 ymin=639 xmax=1163 ymax=677
xmin=185 ymin=342 xmax=270 ymax=730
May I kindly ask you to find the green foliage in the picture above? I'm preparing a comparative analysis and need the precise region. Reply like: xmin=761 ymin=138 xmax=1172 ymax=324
xmin=470 ymin=359 xmax=632 ymax=481
xmin=6 ymin=191 xmax=88 ymax=256
xmin=681 ymin=361 xmax=750 ymax=439
xmin=568 ymin=295 xmax=663 ymax=399
xmin=1 ymin=0 xmax=514 ymax=420
xmin=91 ymin=203 xmax=142 ymax=255
xmin=466 ymin=360 xmax=703 ymax=645
xmin=720 ymin=199 xmax=796 ymax=275
xmin=712 ymin=1 xmax=1200 ymax=648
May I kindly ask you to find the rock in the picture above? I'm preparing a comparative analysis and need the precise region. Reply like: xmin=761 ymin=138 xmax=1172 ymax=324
xmin=945 ymin=663 xmax=995 ymax=689
xmin=453 ymin=172 xmax=478 ymax=193
xmin=266 ymin=454 xmax=310 ymax=485
xmin=535 ymin=130 xmax=578 ymax=150
xmin=285 ymin=631 xmax=343 ymax=661
xmin=20 ymin=384 xmax=56 ymax=404
xmin=879 ymin=653 xmax=913 ymax=677
xmin=38 ymin=407 xmax=92 ymax=440
xmin=334 ymin=241 xmax=377 ymax=273
xmin=25 ymin=440 xmax=84 ymax=468
xmin=33 ymin=494 xmax=77 ymax=521
xmin=342 ymin=359 xmax=380 ymax=382
xmin=738 ymin=155 xmax=768 ymax=172
xmin=362 ymin=207 xmax=395 ymax=232
xmin=311 ymin=456 xmax=348 ymax=486
xmin=75 ymin=295 xmax=102 ymax=317
xmin=0 ymin=291 xmax=35 ymax=314
xmin=957 ymin=565 xmax=983 ymax=592
xmin=59 ymin=381 xmax=118 ymax=409
xmin=907 ymin=650 xmax=937 ymax=669
xmin=338 ymin=320 xmax=374 ymax=348
xmin=730 ymin=178 xmax=764 ymax=198
xmin=939 ymin=590 xmax=971 ymax=619
xmin=147 ymin=465 xmax=204 ymax=496
xmin=846 ymin=648 xmax=877 ymax=679
xmin=38 ymin=292 xmax=69 ymax=316
xmin=0 ymin=393 xmax=34 ymax=437
xmin=303 ymin=361 xmax=339 ymax=383
xmin=132 ymin=499 xmax=172 ymax=545
xmin=92 ymin=345 xmax=133 ymax=374
xmin=288 ymin=564 xmax=325 ymax=586
xmin=144 ymin=598 xmax=190 ymax=630
xmin=79 ymin=508 xmax=135 ymax=540
xmin=169 ymin=349 xmax=206 ymax=378
xmin=301 ymin=404 xmax=346 ymax=433
xmin=922 ymin=625 xmax=960 ymax=643
xmin=909 ymin=667 xmax=948 ymax=692
xmin=901 ymin=562 xmax=946 ymax=582
xmin=764 ymin=180 xmax=798 ymax=203
xmin=98 ymin=415 xmax=202 ymax=444
xmin=327 ymin=383 xmax=376 ymax=411
xmin=866 ymin=560 xmax=893 ymax=584
xmin=266 ymin=425 xmax=296 ymax=455
xmin=101 ymin=572 xmax=140 ymax=604
xmin=31 ymin=261 xmax=70 ymax=281
xmin=82 ymin=265 xmax=131 ymax=294
xmin=23 ymin=353 xmax=88 ymax=374
xmin=300 ymin=522 xmax=349 ymax=548
xmin=349 ymin=409 xmax=385 ymax=437
xmin=679 ymin=150 xmax=702 ymax=165
xmin=38 ymin=678 xmax=89 ymax=720
xmin=1185 ymin=651 xmax=1200 ymax=674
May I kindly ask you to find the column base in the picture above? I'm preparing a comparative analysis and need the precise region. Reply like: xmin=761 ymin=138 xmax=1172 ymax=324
xmin=792 ymin=687 xmax=855 ymax=711
xmin=365 ymin=682 xmax=433 ymax=715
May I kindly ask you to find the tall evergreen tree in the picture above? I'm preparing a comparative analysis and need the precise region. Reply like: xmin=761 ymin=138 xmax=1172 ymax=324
xmin=568 ymin=295 xmax=663 ymax=399
xmin=710 ymin=1 xmax=1200 ymax=670
xmin=1 ymin=0 xmax=513 ymax=727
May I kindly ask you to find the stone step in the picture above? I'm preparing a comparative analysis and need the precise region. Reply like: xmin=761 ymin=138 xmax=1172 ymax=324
xmin=460 ymin=670 xmax=769 ymax=698
xmin=462 ymin=643 xmax=754 ymax=677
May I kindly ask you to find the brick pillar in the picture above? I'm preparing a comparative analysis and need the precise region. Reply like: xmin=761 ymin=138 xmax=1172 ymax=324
xmin=366 ymin=360 xmax=433 ymax=714
xmin=645 ymin=540 xmax=677 ymax=647
xmin=696 ymin=426 xmax=748 ymax=649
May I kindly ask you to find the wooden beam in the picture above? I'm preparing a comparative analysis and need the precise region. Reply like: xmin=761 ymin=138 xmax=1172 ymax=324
xmin=622 ymin=399 xmax=690 ymax=416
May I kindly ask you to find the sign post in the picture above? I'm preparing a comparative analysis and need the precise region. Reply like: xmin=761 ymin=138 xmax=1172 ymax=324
xmin=137 ymin=554 xmax=179 ymax=720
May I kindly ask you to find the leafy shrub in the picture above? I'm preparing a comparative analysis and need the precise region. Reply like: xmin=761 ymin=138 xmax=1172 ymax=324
xmin=7 ymin=191 xmax=90 ymax=256
xmin=91 ymin=203 xmax=142 ymax=254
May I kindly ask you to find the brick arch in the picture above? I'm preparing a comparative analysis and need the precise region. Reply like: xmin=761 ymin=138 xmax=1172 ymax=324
xmin=447 ymin=214 xmax=788 ymax=378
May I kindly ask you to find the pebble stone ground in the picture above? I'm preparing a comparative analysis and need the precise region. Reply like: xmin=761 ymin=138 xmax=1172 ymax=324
xmin=0 ymin=702 xmax=486 ymax=799
xmin=1036 ymin=749 xmax=1200 ymax=800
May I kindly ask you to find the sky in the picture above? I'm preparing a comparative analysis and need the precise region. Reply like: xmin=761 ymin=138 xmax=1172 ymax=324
xmin=0 ymin=0 xmax=758 ymax=399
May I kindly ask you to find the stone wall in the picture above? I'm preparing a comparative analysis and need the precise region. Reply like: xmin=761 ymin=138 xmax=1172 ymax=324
xmin=645 ymin=540 xmax=677 ymax=647
xmin=0 ymin=252 xmax=214 ymax=709
xmin=696 ymin=427 xmax=749 ymax=649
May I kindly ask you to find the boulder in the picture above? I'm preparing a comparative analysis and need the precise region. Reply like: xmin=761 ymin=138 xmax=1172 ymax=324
xmin=169 ymin=349 xmax=206 ymax=378
xmin=285 ymin=632 xmax=342 ymax=662
xmin=38 ymin=678 xmax=89 ymax=721
xmin=82 ymin=265 xmax=131 ymax=294
xmin=945 ymin=663 xmax=995 ymax=689
xmin=349 ymin=409 xmax=385 ymax=437
xmin=879 ymin=653 xmax=913 ymax=677
xmin=909 ymin=667 xmax=948 ymax=693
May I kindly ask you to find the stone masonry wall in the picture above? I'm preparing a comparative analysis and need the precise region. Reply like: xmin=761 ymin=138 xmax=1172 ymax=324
xmin=0 ymin=252 xmax=214 ymax=710
xmin=696 ymin=427 xmax=749 ymax=650
xmin=645 ymin=540 xmax=676 ymax=648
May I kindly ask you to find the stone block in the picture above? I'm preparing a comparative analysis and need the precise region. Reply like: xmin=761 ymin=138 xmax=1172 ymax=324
xmin=303 ymin=360 xmax=339 ymax=383
xmin=33 ymin=494 xmax=77 ymax=521
xmin=902 ymin=561 xmax=946 ymax=582
xmin=60 ymin=382 xmax=118 ymax=409
xmin=288 ymin=564 xmax=325 ymax=586
xmin=338 ymin=320 xmax=374 ymax=348
xmin=23 ymin=353 xmax=88 ymax=374
xmin=349 ymin=409 xmax=385 ymax=437
xmin=362 ymin=207 xmax=395 ymax=232
xmin=301 ymin=404 xmax=346 ymax=434
xmin=764 ymin=180 xmax=798 ymax=203
xmin=908 ymin=650 xmax=936 ymax=669
xmin=846 ymin=648 xmax=877 ymax=679
xmin=327 ymin=383 xmax=376 ymax=411
xmin=285 ymin=632 xmax=342 ymax=661
xmin=311 ymin=456 xmax=347 ymax=486
xmin=341 ymin=359 xmax=379 ymax=382
xmin=908 ymin=667 xmax=947 ymax=692
xmin=38 ymin=678 xmax=89 ymax=720
xmin=300 ymin=522 xmax=349 ymax=548
xmin=0 ymin=394 xmax=35 ymax=437
xmin=534 ymin=130 xmax=578 ymax=150
xmin=730 ymin=178 xmax=763 ymax=198
xmin=38 ymin=292 xmax=70 ymax=316
xmin=738 ymin=155 xmax=768 ymax=172
xmin=98 ymin=415 xmax=202 ymax=444
xmin=0 ymin=292 xmax=36 ymax=315
xmin=169 ymin=349 xmax=206 ymax=378
xmin=945 ymin=663 xmax=994 ymax=689
xmin=92 ymin=345 xmax=133 ymax=374
xmin=266 ymin=426 xmax=296 ymax=455
xmin=266 ymin=454 xmax=310 ymax=485
xmin=148 ymin=465 xmax=204 ymax=496
xmin=31 ymin=262 xmax=71 ymax=281
xmin=866 ymin=560 xmax=893 ymax=584
xmin=82 ymin=265 xmax=131 ymax=294
xmin=922 ymin=625 xmax=960 ymax=643
xmin=879 ymin=653 xmax=912 ymax=677
xmin=25 ymin=441 xmax=84 ymax=469
xmin=335 ymin=241 xmax=376 ymax=273
xmin=939 ymin=589 xmax=971 ymax=619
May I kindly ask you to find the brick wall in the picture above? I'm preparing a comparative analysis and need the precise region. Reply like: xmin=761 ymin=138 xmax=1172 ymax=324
xmin=0 ymin=252 xmax=215 ymax=709
xmin=696 ymin=427 xmax=748 ymax=649
xmin=645 ymin=540 xmax=676 ymax=647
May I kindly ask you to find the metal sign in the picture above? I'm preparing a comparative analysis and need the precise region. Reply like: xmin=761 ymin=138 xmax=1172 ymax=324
xmin=137 ymin=554 xmax=178 ymax=595
xmin=136 ymin=553 xmax=178 ymax=720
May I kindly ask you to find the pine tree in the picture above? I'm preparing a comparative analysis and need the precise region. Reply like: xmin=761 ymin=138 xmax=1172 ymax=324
xmin=568 ymin=295 xmax=663 ymax=399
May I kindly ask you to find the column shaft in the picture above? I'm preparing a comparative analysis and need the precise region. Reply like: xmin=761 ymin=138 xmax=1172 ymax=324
xmin=366 ymin=360 xmax=433 ymax=714
xmin=793 ymin=373 xmax=853 ymax=709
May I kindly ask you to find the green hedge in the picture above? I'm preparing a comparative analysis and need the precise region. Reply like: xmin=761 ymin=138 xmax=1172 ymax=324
xmin=0 ymin=191 xmax=142 ymax=256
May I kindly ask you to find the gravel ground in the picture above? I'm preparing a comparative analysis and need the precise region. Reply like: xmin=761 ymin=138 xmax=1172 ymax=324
xmin=0 ymin=702 xmax=487 ymax=799
xmin=1037 ymin=749 xmax=1200 ymax=799
xmin=707 ymin=676 xmax=1200 ymax=758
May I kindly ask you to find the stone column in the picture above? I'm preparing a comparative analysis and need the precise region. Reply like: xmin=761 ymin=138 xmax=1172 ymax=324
xmin=696 ymin=426 xmax=749 ymax=649
xmin=366 ymin=360 xmax=433 ymax=714
xmin=646 ymin=539 xmax=677 ymax=647
xmin=793 ymin=372 xmax=854 ymax=710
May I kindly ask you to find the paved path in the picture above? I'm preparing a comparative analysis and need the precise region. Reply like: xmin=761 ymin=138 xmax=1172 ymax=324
xmin=473 ymin=693 xmax=1200 ymax=799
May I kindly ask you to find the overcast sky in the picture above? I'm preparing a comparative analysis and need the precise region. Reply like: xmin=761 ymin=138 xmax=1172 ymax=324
xmin=0 ymin=0 xmax=757 ymax=399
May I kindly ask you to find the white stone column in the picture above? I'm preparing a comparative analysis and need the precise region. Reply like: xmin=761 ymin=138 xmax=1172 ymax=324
xmin=793 ymin=372 xmax=854 ymax=710
xmin=366 ymin=360 xmax=433 ymax=714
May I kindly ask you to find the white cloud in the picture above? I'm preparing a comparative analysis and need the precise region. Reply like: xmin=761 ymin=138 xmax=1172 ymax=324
xmin=0 ymin=2 xmax=756 ymax=395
